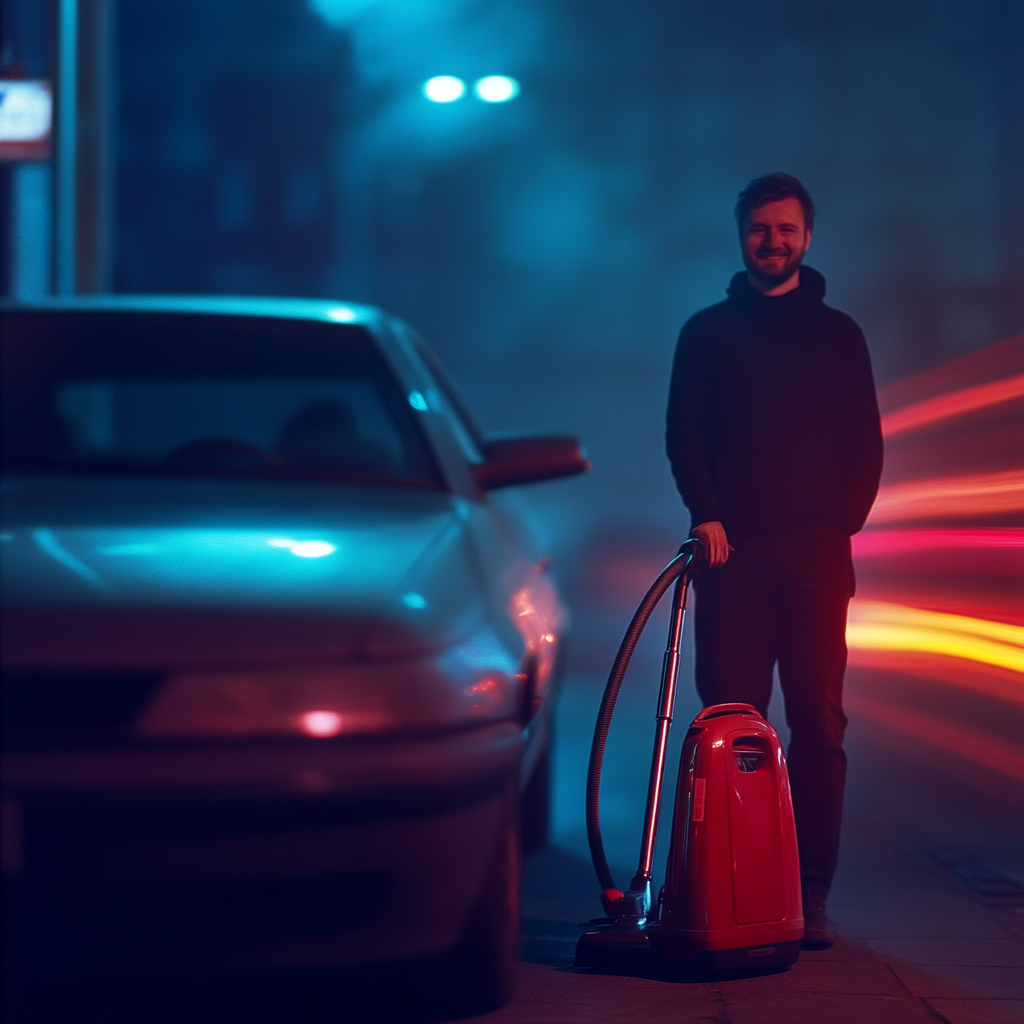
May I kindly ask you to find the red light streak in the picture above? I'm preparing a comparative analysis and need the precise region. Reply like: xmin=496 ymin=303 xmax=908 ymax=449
xmin=845 ymin=338 xmax=1024 ymax=783
xmin=852 ymin=528 xmax=1023 ymax=557
xmin=880 ymin=372 xmax=1024 ymax=437
xmin=845 ymin=693 xmax=1024 ymax=782
xmin=847 ymin=648 xmax=1024 ymax=707
xmin=867 ymin=469 xmax=1023 ymax=524
xmin=850 ymin=586 xmax=1022 ymax=629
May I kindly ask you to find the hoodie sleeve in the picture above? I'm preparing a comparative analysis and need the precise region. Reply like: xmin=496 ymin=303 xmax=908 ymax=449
xmin=666 ymin=320 xmax=722 ymax=529
xmin=835 ymin=321 xmax=884 ymax=534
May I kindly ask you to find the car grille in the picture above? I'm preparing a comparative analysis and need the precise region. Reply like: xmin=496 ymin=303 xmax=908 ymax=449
xmin=1 ymin=670 xmax=168 ymax=751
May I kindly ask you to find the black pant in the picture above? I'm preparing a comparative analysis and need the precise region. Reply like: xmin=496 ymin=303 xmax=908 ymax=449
xmin=693 ymin=522 xmax=853 ymax=888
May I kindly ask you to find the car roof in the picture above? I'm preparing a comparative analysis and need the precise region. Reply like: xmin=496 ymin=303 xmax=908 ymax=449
xmin=0 ymin=294 xmax=382 ymax=328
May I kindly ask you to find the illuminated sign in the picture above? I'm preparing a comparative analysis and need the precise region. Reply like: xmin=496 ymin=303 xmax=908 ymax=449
xmin=0 ymin=79 xmax=52 ymax=161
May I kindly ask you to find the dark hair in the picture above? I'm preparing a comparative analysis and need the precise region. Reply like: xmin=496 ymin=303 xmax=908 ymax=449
xmin=735 ymin=172 xmax=815 ymax=233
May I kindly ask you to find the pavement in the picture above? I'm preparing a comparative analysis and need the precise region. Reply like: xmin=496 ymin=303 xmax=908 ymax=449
xmin=464 ymin=663 xmax=1024 ymax=1024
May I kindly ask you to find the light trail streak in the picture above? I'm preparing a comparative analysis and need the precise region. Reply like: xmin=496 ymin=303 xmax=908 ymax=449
xmin=852 ymin=528 xmax=1023 ymax=557
xmin=846 ymin=600 xmax=1024 ymax=674
xmin=845 ymin=693 xmax=1024 ymax=782
xmin=880 ymin=372 xmax=1024 ymax=438
xmin=847 ymin=648 xmax=1024 ymax=707
xmin=851 ymin=344 xmax=1023 ymax=788
xmin=867 ymin=469 xmax=1024 ymax=524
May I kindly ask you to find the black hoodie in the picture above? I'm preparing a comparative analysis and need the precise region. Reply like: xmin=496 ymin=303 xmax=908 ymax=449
xmin=665 ymin=266 xmax=883 ymax=539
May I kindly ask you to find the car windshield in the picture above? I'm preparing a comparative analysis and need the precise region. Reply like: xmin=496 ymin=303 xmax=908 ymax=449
xmin=0 ymin=311 xmax=444 ymax=488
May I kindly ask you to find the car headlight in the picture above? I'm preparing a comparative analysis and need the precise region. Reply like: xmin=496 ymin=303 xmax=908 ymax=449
xmin=135 ymin=629 xmax=521 ymax=740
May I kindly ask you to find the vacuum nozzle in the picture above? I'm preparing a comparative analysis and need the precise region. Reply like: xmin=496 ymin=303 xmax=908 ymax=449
xmin=599 ymin=888 xmax=625 ymax=915
xmin=600 ymin=887 xmax=649 ymax=918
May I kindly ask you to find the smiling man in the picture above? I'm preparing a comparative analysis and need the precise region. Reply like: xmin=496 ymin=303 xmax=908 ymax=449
xmin=665 ymin=173 xmax=884 ymax=949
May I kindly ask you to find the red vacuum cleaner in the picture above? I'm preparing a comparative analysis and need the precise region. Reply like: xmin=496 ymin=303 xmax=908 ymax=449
xmin=575 ymin=540 xmax=804 ymax=976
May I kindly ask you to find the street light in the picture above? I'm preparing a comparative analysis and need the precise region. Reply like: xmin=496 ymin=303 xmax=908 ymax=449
xmin=474 ymin=76 xmax=519 ymax=103
xmin=423 ymin=76 xmax=466 ymax=103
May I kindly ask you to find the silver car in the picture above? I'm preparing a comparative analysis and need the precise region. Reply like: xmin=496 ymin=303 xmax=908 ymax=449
xmin=0 ymin=296 xmax=588 ymax=1014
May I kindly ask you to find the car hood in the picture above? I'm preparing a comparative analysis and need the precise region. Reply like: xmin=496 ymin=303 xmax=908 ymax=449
xmin=1 ymin=475 xmax=488 ymax=669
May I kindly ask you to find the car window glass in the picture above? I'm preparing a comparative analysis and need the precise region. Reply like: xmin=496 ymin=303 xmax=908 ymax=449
xmin=57 ymin=378 xmax=405 ymax=467
xmin=403 ymin=333 xmax=485 ymax=464
xmin=1 ymin=312 xmax=444 ymax=488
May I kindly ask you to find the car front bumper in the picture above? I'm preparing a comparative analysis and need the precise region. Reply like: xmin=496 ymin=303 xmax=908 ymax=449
xmin=2 ymin=721 xmax=523 ymax=971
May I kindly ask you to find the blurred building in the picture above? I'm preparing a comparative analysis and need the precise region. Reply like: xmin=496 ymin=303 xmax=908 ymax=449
xmin=2 ymin=0 xmax=1022 ymax=553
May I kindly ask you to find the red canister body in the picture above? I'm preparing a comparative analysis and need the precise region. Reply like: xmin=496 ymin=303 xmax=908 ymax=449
xmin=660 ymin=703 xmax=803 ymax=975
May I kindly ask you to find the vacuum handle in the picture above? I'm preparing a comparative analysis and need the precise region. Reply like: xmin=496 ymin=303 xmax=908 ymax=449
xmin=585 ymin=538 xmax=703 ymax=899
xmin=629 ymin=554 xmax=692 ymax=894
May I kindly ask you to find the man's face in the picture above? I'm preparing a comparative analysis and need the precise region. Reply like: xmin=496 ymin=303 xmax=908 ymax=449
xmin=741 ymin=197 xmax=811 ymax=287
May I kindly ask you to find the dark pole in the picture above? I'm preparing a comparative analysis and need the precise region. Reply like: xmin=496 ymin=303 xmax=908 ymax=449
xmin=74 ymin=0 xmax=115 ymax=293
xmin=53 ymin=0 xmax=76 ymax=294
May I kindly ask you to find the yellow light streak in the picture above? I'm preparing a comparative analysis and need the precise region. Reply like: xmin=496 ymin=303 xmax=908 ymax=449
xmin=847 ymin=601 xmax=1024 ymax=674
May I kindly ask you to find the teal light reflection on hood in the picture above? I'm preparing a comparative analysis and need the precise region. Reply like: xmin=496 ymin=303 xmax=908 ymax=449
xmin=5 ymin=518 xmax=451 ymax=610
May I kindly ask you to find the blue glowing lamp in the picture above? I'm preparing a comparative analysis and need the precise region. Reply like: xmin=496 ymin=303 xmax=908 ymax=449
xmin=474 ymin=76 xmax=519 ymax=102
xmin=423 ymin=76 xmax=466 ymax=103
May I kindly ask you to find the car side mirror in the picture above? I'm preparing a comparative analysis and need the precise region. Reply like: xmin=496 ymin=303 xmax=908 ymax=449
xmin=473 ymin=434 xmax=591 ymax=491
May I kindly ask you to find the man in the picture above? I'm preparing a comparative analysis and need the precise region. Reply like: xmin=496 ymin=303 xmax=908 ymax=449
xmin=665 ymin=173 xmax=883 ymax=950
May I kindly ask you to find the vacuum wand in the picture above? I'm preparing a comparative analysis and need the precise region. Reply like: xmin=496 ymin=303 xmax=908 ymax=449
xmin=629 ymin=568 xmax=690 ymax=903
xmin=584 ymin=538 xmax=702 ymax=920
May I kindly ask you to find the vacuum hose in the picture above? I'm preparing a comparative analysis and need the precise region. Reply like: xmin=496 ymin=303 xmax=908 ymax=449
xmin=585 ymin=541 xmax=702 ymax=893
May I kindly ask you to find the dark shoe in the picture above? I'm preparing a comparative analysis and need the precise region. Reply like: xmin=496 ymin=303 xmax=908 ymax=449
xmin=801 ymin=883 xmax=835 ymax=950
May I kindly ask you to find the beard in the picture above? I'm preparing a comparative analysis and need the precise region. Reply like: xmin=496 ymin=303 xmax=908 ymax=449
xmin=743 ymin=245 xmax=807 ymax=287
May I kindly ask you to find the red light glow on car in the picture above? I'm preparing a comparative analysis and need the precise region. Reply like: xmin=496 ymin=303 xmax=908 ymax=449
xmin=508 ymin=561 xmax=565 ymax=714
xmin=299 ymin=710 xmax=344 ymax=737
